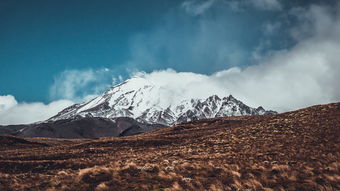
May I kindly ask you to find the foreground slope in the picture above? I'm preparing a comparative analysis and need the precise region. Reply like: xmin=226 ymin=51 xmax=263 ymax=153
xmin=0 ymin=102 xmax=339 ymax=190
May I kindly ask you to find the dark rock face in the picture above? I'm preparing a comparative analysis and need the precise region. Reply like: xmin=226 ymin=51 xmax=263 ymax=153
xmin=0 ymin=125 xmax=26 ymax=136
xmin=0 ymin=117 xmax=166 ymax=139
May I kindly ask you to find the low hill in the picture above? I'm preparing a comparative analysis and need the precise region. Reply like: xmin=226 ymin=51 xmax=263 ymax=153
xmin=0 ymin=117 xmax=166 ymax=138
xmin=0 ymin=135 xmax=47 ymax=150
xmin=0 ymin=102 xmax=339 ymax=190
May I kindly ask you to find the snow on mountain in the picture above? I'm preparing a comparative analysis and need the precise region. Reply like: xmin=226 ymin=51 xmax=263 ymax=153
xmin=48 ymin=77 xmax=276 ymax=125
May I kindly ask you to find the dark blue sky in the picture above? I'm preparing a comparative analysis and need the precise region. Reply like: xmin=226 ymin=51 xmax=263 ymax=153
xmin=0 ymin=0 xmax=334 ymax=103
xmin=0 ymin=0 xmax=179 ymax=102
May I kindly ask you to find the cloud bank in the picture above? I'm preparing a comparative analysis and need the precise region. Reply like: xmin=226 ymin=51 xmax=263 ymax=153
xmin=0 ymin=95 xmax=73 ymax=125
xmin=130 ymin=3 xmax=340 ymax=112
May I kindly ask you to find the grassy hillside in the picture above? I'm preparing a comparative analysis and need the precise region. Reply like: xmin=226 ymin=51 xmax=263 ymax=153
xmin=0 ymin=103 xmax=339 ymax=190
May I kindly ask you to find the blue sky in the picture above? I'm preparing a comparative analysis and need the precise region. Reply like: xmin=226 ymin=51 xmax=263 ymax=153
xmin=1 ymin=0 xmax=340 ymax=124
xmin=0 ymin=0 xmax=179 ymax=102
xmin=1 ymin=0 xmax=326 ymax=103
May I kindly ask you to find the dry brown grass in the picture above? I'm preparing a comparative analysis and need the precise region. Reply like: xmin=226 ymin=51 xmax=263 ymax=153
xmin=0 ymin=102 xmax=339 ymax=190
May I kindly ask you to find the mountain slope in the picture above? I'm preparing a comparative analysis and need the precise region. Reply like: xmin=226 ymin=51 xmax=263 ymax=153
xmin=49 ymin=77 xmax=276 ymax=125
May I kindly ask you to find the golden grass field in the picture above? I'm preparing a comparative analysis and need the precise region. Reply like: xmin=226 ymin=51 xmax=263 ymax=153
xmin=0 ymin=103 xmax=339 ymax=191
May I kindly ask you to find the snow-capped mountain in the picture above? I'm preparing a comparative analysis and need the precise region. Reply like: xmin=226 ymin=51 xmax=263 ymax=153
xmin=48 ymin=77 xmax=276 ymax=125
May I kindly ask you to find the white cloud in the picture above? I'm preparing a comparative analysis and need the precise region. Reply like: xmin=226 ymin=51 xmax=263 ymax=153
xmin=49 ymin=68 xmax=113 ymax=102
xmin=0 ymin=95 xmax=73 ymax=125
xmin=0 ymin=95 xmax=17 ymax=112
xmin=182 ymin=0 xmax=215 ymax=16
xmin=133 ymin=69 xmax=219 ymax=104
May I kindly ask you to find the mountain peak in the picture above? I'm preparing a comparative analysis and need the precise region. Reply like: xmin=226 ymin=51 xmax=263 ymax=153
xmin=209 ymin=95 xmax=221 ymax=101
xmin=126 ymin=76 xmax=150 ymax=84
xmin=48 ymin=78 xmax=276 ymax=125
xmin=226 ymin=94 xmax=237 ymax=101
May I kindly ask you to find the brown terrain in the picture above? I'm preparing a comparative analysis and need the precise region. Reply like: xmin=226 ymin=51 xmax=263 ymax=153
xmin=0 ymin=102 xmax=339 ymax=191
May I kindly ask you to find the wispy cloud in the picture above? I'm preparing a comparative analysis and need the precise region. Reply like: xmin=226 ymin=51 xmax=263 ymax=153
xmin=181 ymin=0 xmax=216 ymax=16
xmin=262 ymin=21 xmax=282 ymax=35
xmin=127 ymin=2 xmax=253 ymax=74
xmin=49 ymin=68 xmax=115 ymax=102
xmin=226 ymin=0 xmax=282 ymax=11
xmin=249 ymin=0 xmax=282 ymax=11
